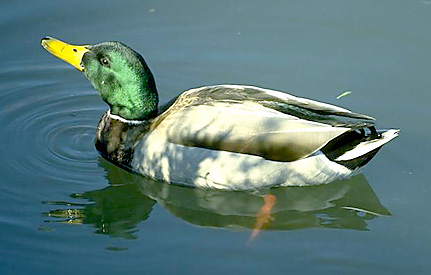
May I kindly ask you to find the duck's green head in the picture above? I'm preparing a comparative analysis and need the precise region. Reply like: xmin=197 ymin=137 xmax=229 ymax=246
xmin=41 ymin=36 xmax=158 ymax=120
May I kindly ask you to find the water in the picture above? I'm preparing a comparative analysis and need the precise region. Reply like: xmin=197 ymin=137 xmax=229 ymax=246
xmin=0 ymin=1 xmax=430 ymax=274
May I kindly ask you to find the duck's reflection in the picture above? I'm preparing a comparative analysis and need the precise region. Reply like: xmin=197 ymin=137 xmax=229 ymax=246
xmin=43 ymin=158 xmax=390 ymax=239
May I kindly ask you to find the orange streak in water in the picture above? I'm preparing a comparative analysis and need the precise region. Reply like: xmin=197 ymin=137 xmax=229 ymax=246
xmin=248 ymin=194 xmax=276 ymax=243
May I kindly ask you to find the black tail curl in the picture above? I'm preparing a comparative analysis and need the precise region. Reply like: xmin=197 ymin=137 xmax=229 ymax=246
xmin=321 ymin=126 xmax=382 ymax=170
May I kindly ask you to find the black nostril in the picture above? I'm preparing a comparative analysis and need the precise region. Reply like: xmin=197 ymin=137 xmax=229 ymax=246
xmin=41 ymin=36 xmax=54 ymax=43
xmin=40 ymin=37 xmax=52 ymax=45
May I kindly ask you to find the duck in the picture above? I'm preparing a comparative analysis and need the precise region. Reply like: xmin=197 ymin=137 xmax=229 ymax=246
xmin=41 ymin=36 xmax=399 ymax=190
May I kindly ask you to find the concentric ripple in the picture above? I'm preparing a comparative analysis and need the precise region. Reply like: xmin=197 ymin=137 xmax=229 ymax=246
xmin=0 ymin=64 xmax=107 ymax=183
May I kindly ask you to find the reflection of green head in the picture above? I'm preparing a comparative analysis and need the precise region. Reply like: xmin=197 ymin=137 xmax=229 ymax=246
xmin=82 ymin=42 xmax=158 ymax=120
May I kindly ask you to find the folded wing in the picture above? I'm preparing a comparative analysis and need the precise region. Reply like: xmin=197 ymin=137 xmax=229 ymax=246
xmin=152 ymin=85 xmax=375 ymax=162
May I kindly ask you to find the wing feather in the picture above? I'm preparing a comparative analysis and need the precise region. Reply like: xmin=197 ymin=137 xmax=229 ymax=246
xmin=185 ymin=85 xmax=375 ymax=121
xmin=155 ymin=101 xmax=349 ymax=161
xmin=151 ymin=85 xmax=373 ymax=162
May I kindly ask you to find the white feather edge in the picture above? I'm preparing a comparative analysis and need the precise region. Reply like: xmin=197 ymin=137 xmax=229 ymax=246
xmin=187 ymin=84 xmax=356 ymax=114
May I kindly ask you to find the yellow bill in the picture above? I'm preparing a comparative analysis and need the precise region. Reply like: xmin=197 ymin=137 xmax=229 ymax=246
xmin=41 ymin=36 xmax=90 ymax=71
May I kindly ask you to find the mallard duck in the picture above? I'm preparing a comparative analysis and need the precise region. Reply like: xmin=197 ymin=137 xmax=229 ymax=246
xmin=41 ymin=36 xmax=398 ymax=190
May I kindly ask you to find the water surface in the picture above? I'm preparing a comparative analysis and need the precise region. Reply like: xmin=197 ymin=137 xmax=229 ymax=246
xmin=0 ymin=1 xmax=430 ymax=274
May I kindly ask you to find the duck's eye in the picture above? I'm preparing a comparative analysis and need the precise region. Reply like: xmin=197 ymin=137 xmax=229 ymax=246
xmin=100 ymin=57 xmax=110 ymax=67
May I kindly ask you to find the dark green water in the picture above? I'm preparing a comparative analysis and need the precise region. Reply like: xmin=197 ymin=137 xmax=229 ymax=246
xmin=0 ymin=1 xmax=430 ymax=274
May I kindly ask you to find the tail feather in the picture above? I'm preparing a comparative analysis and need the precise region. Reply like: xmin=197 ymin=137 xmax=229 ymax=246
xmin=335 ymin=129 xmax=399 ymax=161
xmin=322 ymin=129 xmax=399 ymax=169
